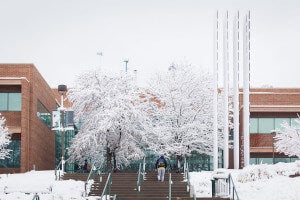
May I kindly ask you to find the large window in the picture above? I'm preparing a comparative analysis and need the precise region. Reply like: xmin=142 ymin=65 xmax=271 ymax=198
xmin=250 ymin=157 xmax=299 ymax=165
xmin=0 ymin=93 xmax=21 ymax=111
xmin=0 ymin=139 xmax=21 ymax=168
xmin=37 ymin=100 xmax=51 ymax=128
xmin=250 ymin=117 xmax=297 ymax=134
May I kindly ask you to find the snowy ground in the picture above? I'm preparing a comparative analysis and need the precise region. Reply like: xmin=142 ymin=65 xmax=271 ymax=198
xmin=0 ymin=161 xmax=299 ymax=200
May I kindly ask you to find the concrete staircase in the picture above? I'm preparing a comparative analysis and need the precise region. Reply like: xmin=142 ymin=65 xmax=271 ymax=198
xmin=62 ymin=172 xmax=230 ymax=200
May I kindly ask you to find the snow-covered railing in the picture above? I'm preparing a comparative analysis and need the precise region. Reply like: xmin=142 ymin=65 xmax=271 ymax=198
xmin=168 ymin=173 xmax=172 ymax=200
xmin=84 ymin=163 xmax=104 ymax=196
xmin=228 ymin=173 xmax=240 ymax=200
xmin=183 ymin=160 xmax=197 ymax=199
xmin=211 ymin=170 xmax=240 ymax=200
xmin=137 ymin=163 xmax=143 ymax=192
xmin=101 ymin=173 xmax=112 ymax=200
xmin=137 ymin=157 xmax=146 ymax=192
xmin=211 ymin=170 xmax=229 ymax=198
xmin=32 ymin=193 xmax=40 ymax=200
xmin=55 ymin=160 xmax=63 ymax=180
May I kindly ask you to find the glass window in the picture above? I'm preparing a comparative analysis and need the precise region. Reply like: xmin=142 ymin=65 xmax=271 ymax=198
xmin=8 ymin=93 xmax=21 ymax=111
xmin=250 ymin=118 xmax=259 ymax=133
xmin=259 ymin=158 xmax=273 ymax=164
xmin=0 ymin=140 xmax=21 ymax=168
xmin=0 ymin=93 xmax=8 ymax=110
xmin=275 ymin=118 xmax=290 ymax=132
xmin=258 ymin=118 xmax=274 ymax=134
xmin=0 ymin=93 xmax=21 ymax=111
xmin=291 ymin=118 xmax=300 ymax=128
xmin=37 ymin=100 xmax=51 ymax=129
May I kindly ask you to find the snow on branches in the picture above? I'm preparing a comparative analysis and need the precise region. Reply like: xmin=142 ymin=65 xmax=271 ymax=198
xmin=0 ymin=114 xmax=11 ymax=159
xmin=275 ymin=118 xmax=300 ymax=158
xmin=67 ymin=70 xmax=150 ymax=170
xmin=145 ymin=64 xmax=224 ymax=158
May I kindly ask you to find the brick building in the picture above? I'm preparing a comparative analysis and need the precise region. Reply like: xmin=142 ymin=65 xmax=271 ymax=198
xmin=0 ymin=63 xmax=299 ymax=172
xmin=0 ymin=64 xmax=56 ymax=173
xmin=235 ymin=88 xmax=300 ymax=168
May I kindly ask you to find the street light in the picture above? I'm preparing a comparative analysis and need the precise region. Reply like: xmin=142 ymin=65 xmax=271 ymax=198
xmin=58 ymin=85 xmax=67 ymax=172
xmin=52 ymin=85 xmax=74 ymax=172
xmin=124 ymin=60 xmax=129 ymax=73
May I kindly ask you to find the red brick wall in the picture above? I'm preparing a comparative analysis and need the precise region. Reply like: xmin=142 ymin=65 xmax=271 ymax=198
xmin=0 ymin=64 xmax=57 ymax=173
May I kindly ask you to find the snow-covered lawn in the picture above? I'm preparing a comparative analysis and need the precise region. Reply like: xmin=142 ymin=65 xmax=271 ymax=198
xmin=0 ymin=161 xmax=299 ymax=200
xmin=190 ymin=161 xmax=300 ymax=200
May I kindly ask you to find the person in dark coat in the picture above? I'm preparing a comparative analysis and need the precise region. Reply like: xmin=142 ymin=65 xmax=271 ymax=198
xmin=155 ymin=155 xmax=167 ymax=182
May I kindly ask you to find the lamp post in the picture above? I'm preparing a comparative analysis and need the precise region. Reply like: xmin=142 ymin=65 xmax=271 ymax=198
xmin=271 ymin=130 xmax=276 ymax=164
xmin=124 ymin=60 xmax=129 ymax=73
xmin=58 ymin=85 xmax=67 ymax=172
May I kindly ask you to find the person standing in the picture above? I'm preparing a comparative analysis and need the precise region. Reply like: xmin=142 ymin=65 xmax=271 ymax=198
xmin=156 ymin=155 xmax=167 ymax=182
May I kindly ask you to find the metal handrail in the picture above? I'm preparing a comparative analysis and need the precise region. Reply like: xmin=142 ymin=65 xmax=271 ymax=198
xmin=32 ymin=193 xmax=40 ymax=200
xmin=228 ymin=173 xmax=240 ymax=200
xmin=101 ymin=173 xmax=112 ymax=200
xmin=137 ymin=163 xmax=142 ymax=192
xmin=113 ymin=194 xmax=117 ymax=200
xmin=85 ymin=163 xmax=95 ymax=196
xmin=142 ymin=156 xmax=146 ymax=179
xmin=55 ymin=160 xmax=63 ymax=180
xmin=168 ymin=173 xmax=172 ymax=200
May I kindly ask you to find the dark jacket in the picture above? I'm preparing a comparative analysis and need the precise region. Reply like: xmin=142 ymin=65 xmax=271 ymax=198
xmin=156 ymin=156 xmax=167 ymax=168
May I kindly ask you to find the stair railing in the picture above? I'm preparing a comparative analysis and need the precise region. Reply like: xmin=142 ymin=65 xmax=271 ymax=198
xmin=137 ymin=163 xmax=143 ymax=192
xmin=228 ymin=173 xmax=240 ymax=200
xmin=183 ymin=161 xmax=197 ymax=199
xmin=32 ymin=193 xmax=40 ymax=200
xmin=85 ymin=163 xmax=103 ymax=196
xmin=142 ymin=156 xmax=146 ymax=179
xmin=112 ymin=194 xmax=117 ymax=200
xmin=55 ymin=160 xmax=63 ymax=180
xmin=101 ymin=172 xmax=112 ymax=200
xmin=168 ymin=173 xmax=172 ymax=200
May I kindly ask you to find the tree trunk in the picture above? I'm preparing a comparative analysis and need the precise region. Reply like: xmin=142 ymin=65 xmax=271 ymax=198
xmin=176 ymin=155 xmax=183 ymax=172
xmin=112 ymin=152 xmax=117 ymax=172
xmin=106 ymin=147 xmax=112 ymax=172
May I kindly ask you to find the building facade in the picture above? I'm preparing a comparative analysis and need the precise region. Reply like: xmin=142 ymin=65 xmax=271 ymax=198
xmin=0 ymin=64 xmax=299 ymax=173
xmin=0 ymin=64 xmax=56 ymax=173
xmin=235 ymin=88 xmax=300 ymax=168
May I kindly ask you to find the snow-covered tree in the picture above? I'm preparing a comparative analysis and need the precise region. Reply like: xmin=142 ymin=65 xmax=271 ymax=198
xmin=0 ymin=114 xmax=11 ymax=159
xmin=145 ymin=64 xmax=225 ymax=168
xmin=274 ymin=117 xmax=300 ymax=158
xmin=67 ymin=70 xmax=150 ymax=171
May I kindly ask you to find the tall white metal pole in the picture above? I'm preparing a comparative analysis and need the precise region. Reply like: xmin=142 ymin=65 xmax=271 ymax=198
xmin=213 ymin=11 xmax=219 ymax=170
xmin=233 ymin=11 xmax=240 ymax=169
xmin=223 ymin=11 xmax=229 ymax=169
xmin=243 ymin=11 xmax=251 ymax=167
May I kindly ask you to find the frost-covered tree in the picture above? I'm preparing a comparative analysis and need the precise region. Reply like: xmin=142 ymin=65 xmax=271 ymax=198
xmin=0 ymin=114 xmax=11 ymax=159
xmin=274 ymin=118 xmax=300 ymax=158
xmin=67 ymin=70 xmax=150 ymax=171
xmin=145 ymin=64 xmax=225 ymax=168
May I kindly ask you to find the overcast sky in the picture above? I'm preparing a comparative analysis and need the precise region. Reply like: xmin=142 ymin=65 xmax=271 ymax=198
xmin=0 ymin=0 xmax=299 ymax=88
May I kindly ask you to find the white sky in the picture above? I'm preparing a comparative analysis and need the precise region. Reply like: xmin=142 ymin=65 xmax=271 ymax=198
xmin=0 ymin=0 xmax=299 ymax=88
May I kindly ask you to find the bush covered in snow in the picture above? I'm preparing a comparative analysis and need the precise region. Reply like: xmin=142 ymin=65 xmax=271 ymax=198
xmin=237 ymin=161 xmax=300 ymax=183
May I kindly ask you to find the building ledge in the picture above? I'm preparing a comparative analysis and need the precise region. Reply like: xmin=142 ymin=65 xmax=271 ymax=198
xmin=251 ymin=147 xmax=273 ymax=153
xmin=0 ymin=77 xmax=29 ymax=85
